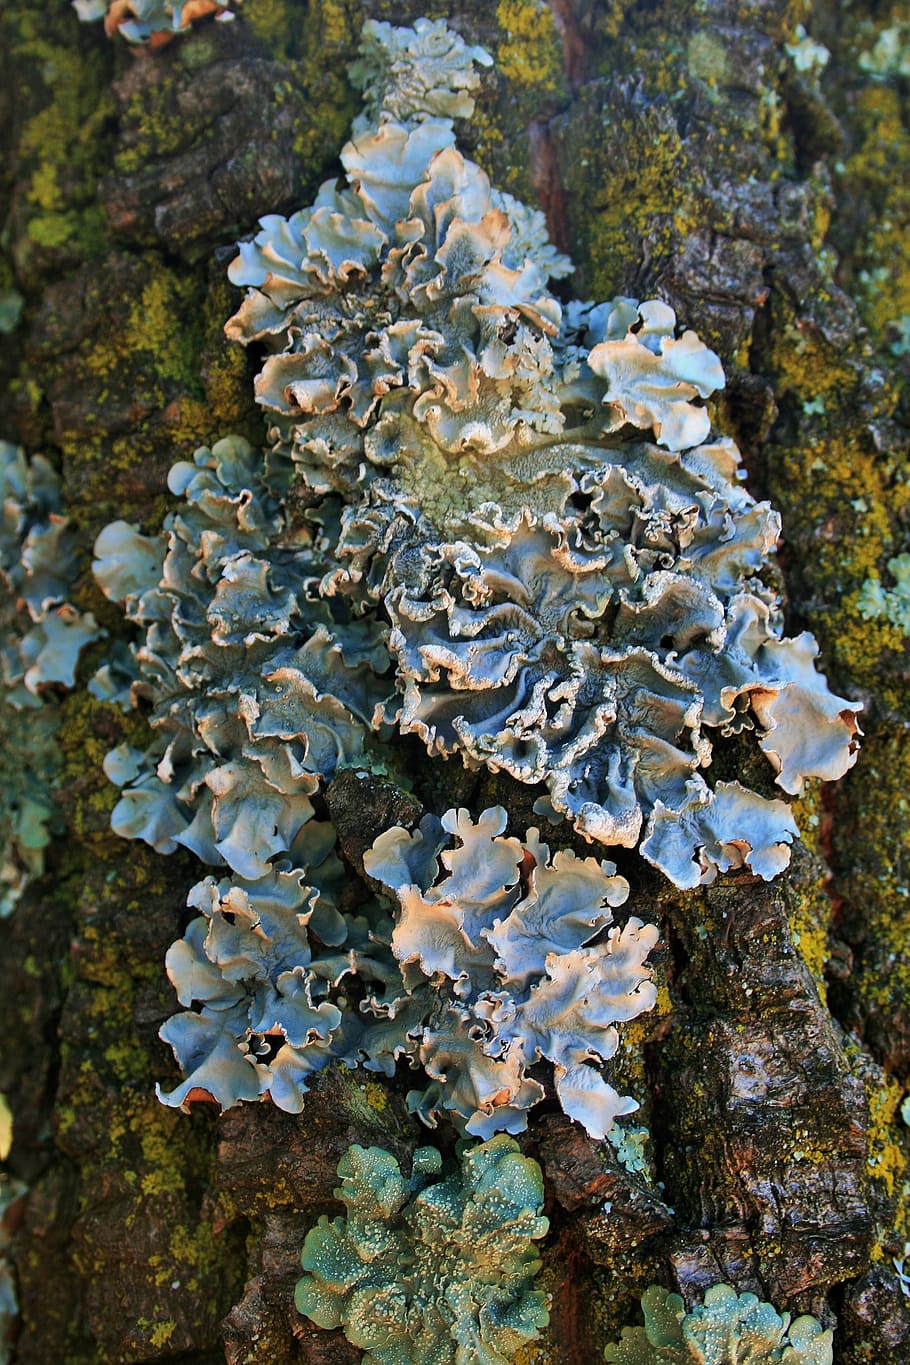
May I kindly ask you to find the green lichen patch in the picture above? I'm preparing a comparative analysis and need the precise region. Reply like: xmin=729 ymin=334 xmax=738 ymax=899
xmin=604 ymin=1283 xmax=833 ymax=1364
xmin=296 ymin=1137 xmax=549 ymax=1365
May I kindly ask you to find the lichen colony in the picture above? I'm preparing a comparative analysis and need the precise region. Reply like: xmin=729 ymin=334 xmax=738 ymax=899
xmin=83 ymin=16 xmax=863 ymax=1136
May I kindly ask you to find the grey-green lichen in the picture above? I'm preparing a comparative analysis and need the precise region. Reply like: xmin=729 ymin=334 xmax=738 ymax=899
xmin=857 ymin=553 xmax=910 ymax=635
xmin=295 ymin=1137 xmax=549 ymax=1365
xmin=603 ymin=1284 xmax=833 ymax=1364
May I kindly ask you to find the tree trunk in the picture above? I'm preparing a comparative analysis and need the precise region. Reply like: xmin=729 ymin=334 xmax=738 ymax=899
xmin=1 ymin=0 xmax=909 ymax=1361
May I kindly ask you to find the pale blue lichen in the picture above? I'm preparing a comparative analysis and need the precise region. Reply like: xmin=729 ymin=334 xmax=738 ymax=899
xmin=858 ymin=23 xmax=910 ymax=79
xmin=0 ymin=693 xmax=61 ymax=918
xmin=156 ymin=823 xmax=403 ymax=1114
xmin=1 ymin=442 xmax=99 ymax=706
xmin=90 ymin=16 xmax=864 ymax=1133
xmin=348 ymin=17 xmax=494 ymax=137
xmin=295 ymin=1137 xmax=549 ymax=1365
xmin=857 ymin=553 xmax=910 ymax=634
xmin=363 ymin=806 xmax=656 ymax=1139
xmin=157 ymin=800 xmax=656 ymax=1135
xmin=603 ymin=1283 xmax=833 ymax=1364
xmin=92 ymin=434 xmax=387 ymax=879
xmin=785 ymin=26 xmax=830 ymax=77
xmin=224 ymin=19 xmax=860 ymax=889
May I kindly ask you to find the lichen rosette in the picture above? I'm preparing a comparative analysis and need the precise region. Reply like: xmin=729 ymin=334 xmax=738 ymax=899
xmin=604 ymin=1283 xmax=834 ymax=1364
xmin=225 ymin=21 xmax=861 ymax=890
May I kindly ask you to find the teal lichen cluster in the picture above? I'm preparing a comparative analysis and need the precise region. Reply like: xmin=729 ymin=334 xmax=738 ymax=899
xmin=72 ymin=0 xmax=240 ymax=45
xmin=604 ymin=1284 xmax=833 ymax=1364
xmin=0 ymin=442 xmax=98 ymax=914
xmin=295 ymin=1137 xmax=549 ymax=1365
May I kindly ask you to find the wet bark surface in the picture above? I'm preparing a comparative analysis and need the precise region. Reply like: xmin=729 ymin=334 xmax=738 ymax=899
xmin=1 ymin=0 xmax=909 ymax=1361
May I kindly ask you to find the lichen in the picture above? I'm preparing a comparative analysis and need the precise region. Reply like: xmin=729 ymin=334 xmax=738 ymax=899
xmin=295 ymin=1137 xmax=549 ymax=1365
xmin=92 ymin=434 xmax=386 ymax=875
xmin=0 ymin=442 xmax=99 ymax=912
xmin=72 ymin=0 xmax=241 ymax=46
xmin=857 ymin=554 xmax=910 ymax=635
xmin=364 ymin=806 xmax=656 ymax=1139
xmin=603 ymin=1283 xmax=834 ymax=1364
xmin=156 ymin=824 xmax=401 ymax=1115
xmin=91 ymin=18 xmax=863 ymax=1149
xmin=0 ymin=1175 xmax=27 ymax=1365
xmin=221 ymin=19 xmax=859 ymax=889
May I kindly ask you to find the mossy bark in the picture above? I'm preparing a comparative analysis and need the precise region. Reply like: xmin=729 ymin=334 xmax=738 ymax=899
xmin=1 ymin=1 xmax=908 ymax=1361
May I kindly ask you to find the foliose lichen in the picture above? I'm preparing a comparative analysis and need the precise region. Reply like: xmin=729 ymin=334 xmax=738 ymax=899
xmin=1 ymin=442 xmax=99 ymax=706
xmin=294 ymin=1137 xmax=549 ymax=1365
xmin=91 ymin=15 xmax=862 ymax=1132
xmin=603 ymin=1283 xmax=834 ymax=1364
xmin=154 ymin=797 xmax=656 ymax=1135
xmin=92 ymin=434 xmax=386 ymax=878
xmin=0 ymin=442 xmax=97 ymax=913
xmin=0 ymin=1175 xmax=27 ymax=1365
xmin=223 ymin=16 xmax=860 ymax=889
xmin=155 ymin=821 xmax=402 ymax=1115
xmin=857 ymin=553 xmax=910 ymax=635
xmin=72 ymin=0 xmax=240 ymax=45
xmin=364 ymin=806 xmax=657 ymax=1139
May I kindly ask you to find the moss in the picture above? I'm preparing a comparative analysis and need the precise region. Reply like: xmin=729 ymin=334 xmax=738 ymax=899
xmin=148 ymin=1320 xmax=176 ymax=1348
xmin=287 ymin=0 xmax=361 ymax=167
xmin=563 ymin=98 xmax=699 ymax=305
xmin=762 ymin=289 xmax=910 ymax=707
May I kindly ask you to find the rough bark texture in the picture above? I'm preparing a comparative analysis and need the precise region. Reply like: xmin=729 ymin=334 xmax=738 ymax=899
xmin=1 ymin=0 xmax=909 ymax=1361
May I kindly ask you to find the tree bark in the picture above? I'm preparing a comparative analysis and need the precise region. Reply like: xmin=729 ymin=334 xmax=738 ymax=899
xmin=1 ymin=1 xmax=909 ymax=1361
